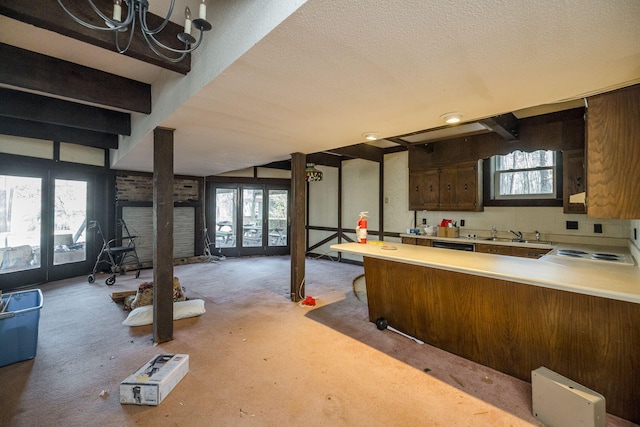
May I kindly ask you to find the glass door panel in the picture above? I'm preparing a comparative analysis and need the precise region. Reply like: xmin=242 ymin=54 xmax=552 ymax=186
xmin=268 ymin=189 xmax=288 ymax=247
xmin=242 ymin=188 xmax=263 ymax=248
xmin=53 ymin=179 xmax=87 ymax=266
xmin=215 ymin=188 xmax=237 ymax=249
xmin=0 ymin=175 xmax=41 ymax=274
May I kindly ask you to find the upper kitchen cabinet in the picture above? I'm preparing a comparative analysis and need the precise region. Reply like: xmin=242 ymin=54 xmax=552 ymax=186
xmin=409 ymin=160 xmax=482 ymax=211
xmin=409 ymin=169 xmax=439 ymax=210
xmin=586 ymin=84 xmax=640 ymax=219
xmin=439 ymin=161 xmax=482 ymax=211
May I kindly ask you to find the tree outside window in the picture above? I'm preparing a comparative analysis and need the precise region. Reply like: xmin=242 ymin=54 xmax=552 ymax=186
xmin=494 ymin=150 xmax=556 ymax=199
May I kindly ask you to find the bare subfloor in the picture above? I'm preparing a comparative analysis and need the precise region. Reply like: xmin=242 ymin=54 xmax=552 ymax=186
xmin=1 ymin=256 xmax=636 ymax=426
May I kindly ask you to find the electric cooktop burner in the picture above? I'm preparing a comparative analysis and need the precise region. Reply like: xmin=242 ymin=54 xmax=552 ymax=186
xmin=550 ymin=248 xmax=634 ymax=265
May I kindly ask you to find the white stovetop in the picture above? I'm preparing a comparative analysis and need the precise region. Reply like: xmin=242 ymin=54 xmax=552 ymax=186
xmin=330 ymin=242 xmax=640 ymax=304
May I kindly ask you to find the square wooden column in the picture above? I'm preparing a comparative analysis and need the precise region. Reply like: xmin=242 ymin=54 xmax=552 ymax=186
xmin=153 ymin=127 xmax=174 ymax=344
xmin=290 ymin=152 xmax=306 ymax=302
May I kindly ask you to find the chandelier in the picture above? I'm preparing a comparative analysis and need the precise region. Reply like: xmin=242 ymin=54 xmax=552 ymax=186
xmin=57 ymin=0 xmax=212 ymax=63
xmin=305 ymin=163 xmax=323 ymax=182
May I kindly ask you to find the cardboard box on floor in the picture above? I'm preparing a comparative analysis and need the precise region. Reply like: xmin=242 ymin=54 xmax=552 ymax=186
xmin=120 ymin=354 xmax=189 ymax=406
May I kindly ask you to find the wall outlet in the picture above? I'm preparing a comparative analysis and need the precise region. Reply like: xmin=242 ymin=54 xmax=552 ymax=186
xmin=566 ymin=221 xmax=579 ymax=230
xmin=422 ymin=218 xmax=426 ymax=225
xmin=460 ymin=219 xmax=466 ymax=227
xmin=594 ymin=224 xmax=602 ymax=234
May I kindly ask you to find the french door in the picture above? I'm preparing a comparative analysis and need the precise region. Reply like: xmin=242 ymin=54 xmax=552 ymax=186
xmin=0 ymin=167 xmax=100 ymax=291
xmin=207 ymin=183 xmax=289 ymax=257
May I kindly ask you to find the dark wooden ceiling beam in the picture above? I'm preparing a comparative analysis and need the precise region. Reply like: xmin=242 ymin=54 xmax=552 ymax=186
xmin=0 ymin=43 xmax=151 ymax=114
xmin=384 ymin=137 xmax=412 ymax=147
xmin=0 ymin=88 xmax=130 ymax=136
xmin=0 ymin=0 xmax=190 ymax=74
xmin=479 ymin=113 xmax=519 ymax=141
xmin=0 ymin=117 xmax=118 ymax=149
xmin=307 ymin=152 xmax=343 ymax=168
xmin=327 ymin=143 xmax=384 ymax=163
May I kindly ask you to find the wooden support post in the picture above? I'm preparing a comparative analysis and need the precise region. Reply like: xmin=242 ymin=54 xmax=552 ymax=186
xmin=153 ymin=127 xmax=174 ymax=344
xmin=290 ymin=152 xmax=306 ymax=302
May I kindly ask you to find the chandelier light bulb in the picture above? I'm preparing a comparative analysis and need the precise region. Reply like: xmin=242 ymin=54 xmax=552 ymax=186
xmin=112 ymin=0 xmax=122 ymax=21
xmin=199 ymin=0 xmax=207 ymax=20
xmin=184 ymin=7 xmax=192 ymax=35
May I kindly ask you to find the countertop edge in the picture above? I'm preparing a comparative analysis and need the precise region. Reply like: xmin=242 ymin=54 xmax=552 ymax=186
xmin=330 ymin=242 xmax=640 ymax=304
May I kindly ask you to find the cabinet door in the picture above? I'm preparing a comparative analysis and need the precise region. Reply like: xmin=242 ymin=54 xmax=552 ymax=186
xmin=475 ymin=243 xmax=514 ymax=256
xmin=401 ymin=237 xmax=417 ymax=245
xmin=587 ymin=84 xmax=640 ymax=218
xmin=563 ymin=149 xmax=586 ymax=214
xmin=438 ymin=166 xmax=457 ymax=210
xmin=409 ymin=169 xmax=439 ymax=210
xmin=456 ymin=163 xmax=479 ymax=210
xmin=512 ymin=247 xmax=551 ymax=259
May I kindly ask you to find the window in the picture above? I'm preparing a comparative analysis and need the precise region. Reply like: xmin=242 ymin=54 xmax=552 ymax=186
xmin=492 ymin=150 xmax=557 ymax=199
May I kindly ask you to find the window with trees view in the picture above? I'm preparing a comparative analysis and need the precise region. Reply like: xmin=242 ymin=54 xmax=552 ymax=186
xmin=493 ymin=150 xmax=556 ymax=199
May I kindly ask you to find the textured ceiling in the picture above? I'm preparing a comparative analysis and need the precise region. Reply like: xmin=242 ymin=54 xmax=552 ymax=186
xmin=2 ymin=1 xmax=639 ymax=176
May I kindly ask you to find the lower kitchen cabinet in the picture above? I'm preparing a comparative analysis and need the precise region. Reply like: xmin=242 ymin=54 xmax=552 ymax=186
xmin=474 ymin=243 xmax=514 ymax=256
xmin=512 ymin=246 xmax=552 ymax=259
xmin=475 ymin=243 xmax=550 ymax=259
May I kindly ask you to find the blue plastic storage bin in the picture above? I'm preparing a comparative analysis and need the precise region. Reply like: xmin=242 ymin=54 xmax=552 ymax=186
xmin=0 ymin=289 xmax=43 ymax=367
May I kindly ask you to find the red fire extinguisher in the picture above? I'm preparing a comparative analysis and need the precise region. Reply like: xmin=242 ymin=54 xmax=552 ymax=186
xmin=356 ymin=212 xmax=368 ymax=244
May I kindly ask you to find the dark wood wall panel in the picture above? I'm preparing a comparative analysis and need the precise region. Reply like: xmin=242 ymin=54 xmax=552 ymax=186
xmin=409 ymin=108 xmax=585 ymax=169
xmin=363 ymin=257 xmax=640 ymax=423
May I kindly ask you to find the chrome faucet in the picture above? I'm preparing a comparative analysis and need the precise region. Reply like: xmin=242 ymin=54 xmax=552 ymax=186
xmin=535 ymin=230 xmax=540 ymax=241
xmin=509 ymin=230 xmax=523 ymax=241
xmin=491 ymin=226 xmax=497 ymax=239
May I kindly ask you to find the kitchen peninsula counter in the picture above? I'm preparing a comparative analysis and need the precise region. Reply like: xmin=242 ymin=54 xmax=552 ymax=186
xmin=331 ymin=241 xmax=640 ymax=303
xmin=330 ymin=241 xmax=640 ymax=423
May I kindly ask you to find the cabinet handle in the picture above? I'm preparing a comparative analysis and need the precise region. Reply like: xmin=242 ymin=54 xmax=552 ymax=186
xmin=447 ymin=184 xmax=451 ymax=191
xmin=429 ymin=185 xmax=433 ymax=192
xmin=415 ymin=185 xmax=419 ymax=192
xmin=464 ymin=183 xmax=468 ymax=191
xmin=576 ymin=177 xmax=581 ymax=188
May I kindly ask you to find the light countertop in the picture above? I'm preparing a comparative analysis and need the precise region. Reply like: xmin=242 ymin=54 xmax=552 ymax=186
xmin=330 ymin=241 xmax=640 ymax=304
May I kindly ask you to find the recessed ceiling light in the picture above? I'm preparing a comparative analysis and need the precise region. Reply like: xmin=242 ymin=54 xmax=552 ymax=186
xmin=440 ymin=112 xmax=463 ymax=124
xmin=363 ymin=132 xmax=381 ymax=140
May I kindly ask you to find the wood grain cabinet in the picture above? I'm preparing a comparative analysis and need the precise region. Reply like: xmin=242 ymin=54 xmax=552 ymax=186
xmin=409 ymin=160 xmax=482 ymax=211
xmin=586 ymin=84 xmax=640 ymax=218
xmin=409 ymin=169 xmax=439 ymax=210
xmin=474 ymin=243 xmax=514 ymax=256
xmin=511 ymin=246 xmax=552 ymax=259
xmin=563 ymin=148 xmax=586 ymax=214
xmin=475 ymin=243 xmax=550 ymax=259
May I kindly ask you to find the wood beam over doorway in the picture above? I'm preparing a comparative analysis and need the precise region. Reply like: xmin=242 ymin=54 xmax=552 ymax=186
xmin=290 ymin=152 xmax=306 ymax=302
xmin=153 ymin=127 xmax=174 ymax=344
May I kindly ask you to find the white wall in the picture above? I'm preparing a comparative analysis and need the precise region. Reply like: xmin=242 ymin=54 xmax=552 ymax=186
xmin=307 ymin=149 xmax=634 ymax=260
